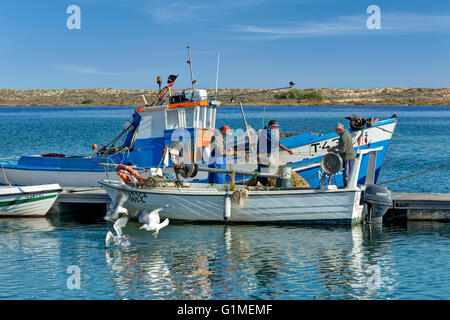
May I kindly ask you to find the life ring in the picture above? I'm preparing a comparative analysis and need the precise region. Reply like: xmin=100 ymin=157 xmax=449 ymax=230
xmin=115 ymin=165 xmax=145 ymax=184
xmin=118 ymin=171 xmax=132 ymax=184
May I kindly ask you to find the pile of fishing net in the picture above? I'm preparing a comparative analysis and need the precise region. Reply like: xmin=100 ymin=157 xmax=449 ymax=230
xmin=245 ymin=170 xmax=309 ymax=188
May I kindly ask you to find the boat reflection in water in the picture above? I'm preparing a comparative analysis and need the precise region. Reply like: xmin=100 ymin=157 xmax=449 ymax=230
xmin=2 ymin=211 xmax=448 ymax=299
xmin=0 ymin=218 xmax=57 ymax=258
xmin=102 ymin=222 xmax=398 ymax=299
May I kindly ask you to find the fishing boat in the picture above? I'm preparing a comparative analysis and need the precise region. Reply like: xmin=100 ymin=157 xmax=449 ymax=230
xmin=99 ymin=148 xmax=392 ymax=224
xmin=0 ymin=48 xmax=397 ymax=188
xmin=0 ymin=184 xmax=62 ymax=217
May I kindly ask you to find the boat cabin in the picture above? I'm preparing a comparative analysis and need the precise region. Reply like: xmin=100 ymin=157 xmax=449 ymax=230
xmin=125 ymin=89 xmax=219 ymax=166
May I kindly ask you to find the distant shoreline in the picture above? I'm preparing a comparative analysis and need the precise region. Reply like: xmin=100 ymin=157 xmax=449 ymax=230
xmin=1 ymin=87 xmax=449 ymax=107
xmin=1 ymin=105 xmax=449 ymax=108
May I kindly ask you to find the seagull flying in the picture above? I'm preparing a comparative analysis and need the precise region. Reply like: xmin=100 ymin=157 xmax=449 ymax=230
xmin=138 ymin=205 xmax=170 ymax=239
xmin=104 ymin=191 xmax=128 ymax=222
xmin=105 ymin=216 xmax=130 ymax=248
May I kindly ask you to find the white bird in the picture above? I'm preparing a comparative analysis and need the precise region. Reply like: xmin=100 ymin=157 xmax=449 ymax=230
xmin=138 ymin=205 xmax=170 ymax=239
xmin=105 ymin=216 xmax=130 ymax=248
xmin=104 ymin=191 xmax=128 ymax=222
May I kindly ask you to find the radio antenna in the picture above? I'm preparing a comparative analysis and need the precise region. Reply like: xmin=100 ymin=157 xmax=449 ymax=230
xmin=215 ymin=52 xmax=220 ymax=100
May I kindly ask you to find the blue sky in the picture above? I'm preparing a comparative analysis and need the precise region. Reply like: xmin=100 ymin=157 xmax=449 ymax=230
xmin=1 ymin=0 xmax=449 ymax=89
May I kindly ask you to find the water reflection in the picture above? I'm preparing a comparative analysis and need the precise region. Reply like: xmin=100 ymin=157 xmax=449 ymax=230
xmin=0 ymin=217 xmax=55 ymax=233
xmin=99 ymin=223 xmax=398 ymax=299
xmin=0 ymin=218 xmax=449 ymax=299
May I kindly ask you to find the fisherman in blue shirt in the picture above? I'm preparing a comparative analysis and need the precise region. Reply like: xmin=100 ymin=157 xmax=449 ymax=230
xmin=208 ymin=125 xmax=234 ymax=184
xmin=257 ymin=120 xmax=294 ymax=185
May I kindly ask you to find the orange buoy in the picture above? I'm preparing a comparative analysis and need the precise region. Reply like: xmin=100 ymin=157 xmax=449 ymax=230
xmin=92 ymin=144 xmax=98 ymax=150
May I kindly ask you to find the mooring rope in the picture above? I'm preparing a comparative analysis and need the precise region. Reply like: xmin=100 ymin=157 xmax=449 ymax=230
xmin=373 ymin=126 xmax=450 ymax=184
xmin=0 ymin=162 xmax=11 ymax=186
xmin=375 ymin=126 xmax=450 ymax=155
xmin=378 ymin=162 xmax=450 ymax=185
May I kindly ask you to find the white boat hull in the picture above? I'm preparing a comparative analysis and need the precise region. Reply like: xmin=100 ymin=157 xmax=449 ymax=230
xmin=0 ymin=184 xmax=62 ymax=217
xmin=100 ymin=181 xmax=363 ymax=224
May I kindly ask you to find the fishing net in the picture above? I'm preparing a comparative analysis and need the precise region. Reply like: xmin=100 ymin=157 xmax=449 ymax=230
xmin=232 ymin=189 xmax=249 ymax=206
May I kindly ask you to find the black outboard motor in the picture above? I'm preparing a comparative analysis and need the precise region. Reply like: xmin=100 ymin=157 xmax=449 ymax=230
xmin=362 ymin=184 xmax=392 ymax=221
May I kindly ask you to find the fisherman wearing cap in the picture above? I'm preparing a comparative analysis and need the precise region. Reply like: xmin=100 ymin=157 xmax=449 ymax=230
xmin=208 ymin=125 xmax=234 ymax=184
xmin=257 ymin=120 xmax=294 ymax=186
xmin=327 ymin=123 xmax=356 ymax=187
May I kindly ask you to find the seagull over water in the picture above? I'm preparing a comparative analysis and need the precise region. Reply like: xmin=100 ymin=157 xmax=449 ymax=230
xmin=138 ymin=205 xmax=170 ymax=239
xmin=104 ymin=192 xmax=128 ymax=222
xmin=105 ymin=216 xmax=131 ymax=248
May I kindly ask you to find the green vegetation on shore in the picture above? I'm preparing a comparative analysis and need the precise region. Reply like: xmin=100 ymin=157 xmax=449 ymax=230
xmin=0 ymin=87 xmax=449 ymax=106
xmin=275 ymin=89 xmax=325 ymax=102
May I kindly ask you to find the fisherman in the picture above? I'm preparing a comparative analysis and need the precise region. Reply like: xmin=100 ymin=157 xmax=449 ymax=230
xmin=327 ymin=123 xmax=356 ymax=187
xmin=257 ymin=120 xmax=294 ymax=186
xmin=208 ymin=125 xmax=234 ymax=184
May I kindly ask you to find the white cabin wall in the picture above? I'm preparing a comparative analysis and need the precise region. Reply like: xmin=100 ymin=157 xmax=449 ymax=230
xmin=135 ymin=111 xmax=166 ymax=139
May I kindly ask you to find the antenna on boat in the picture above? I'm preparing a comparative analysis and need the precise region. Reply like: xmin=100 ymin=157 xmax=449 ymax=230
xmin=186 ymin=46 xmax=196 ymax=97
xmin=215 ymin=52 xmax=220 ymax=100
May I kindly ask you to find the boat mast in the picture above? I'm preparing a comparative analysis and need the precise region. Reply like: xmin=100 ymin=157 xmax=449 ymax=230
xmin=239 ymin=100 xmax=255 ymax=152
xmin=187 ymin=46 xmax=196 ymax=99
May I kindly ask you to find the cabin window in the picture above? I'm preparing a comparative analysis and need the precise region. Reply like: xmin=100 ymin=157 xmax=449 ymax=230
xmin=194 ymin=107 xmax=201 ymax=127
xmin=200 ymin=107 xmax=208 ymax=128
xmin=205 ymin=106 xmax=216 ymax=128
xmin=210 ymin=107 xmax=216 ymax=128
xmin=185 ymin=108 xmax=194 ymax=128
xmin=177 ymin=109 xmax=185 ymax=127
xmin=166 ymin=110 xmax=180 ymax=130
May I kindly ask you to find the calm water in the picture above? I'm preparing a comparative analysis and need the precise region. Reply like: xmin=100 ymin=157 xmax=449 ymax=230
xmin=0 ymin=105 xmax=449 ymax=299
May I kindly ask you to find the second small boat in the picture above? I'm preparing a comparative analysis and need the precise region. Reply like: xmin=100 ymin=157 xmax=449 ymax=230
xmin=0 ymin=184 xmax=62 ymax=217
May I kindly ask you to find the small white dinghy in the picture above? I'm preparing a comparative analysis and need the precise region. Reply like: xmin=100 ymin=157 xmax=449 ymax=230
xmin=0 ymin=184 xmax=62 ymax=217
xmin=100 ymin=149 xmax=388 ymax=225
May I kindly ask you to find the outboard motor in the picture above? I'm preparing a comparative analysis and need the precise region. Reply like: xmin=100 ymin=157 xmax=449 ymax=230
xmin=361 ymin=184 xmax=392 ymax=221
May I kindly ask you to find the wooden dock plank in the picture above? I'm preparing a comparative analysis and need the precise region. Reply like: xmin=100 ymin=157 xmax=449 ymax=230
xmin=393 ymin=193 xmax=450 ymax=202
xmin=391 ymin=193 xmax=450 ymax=221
